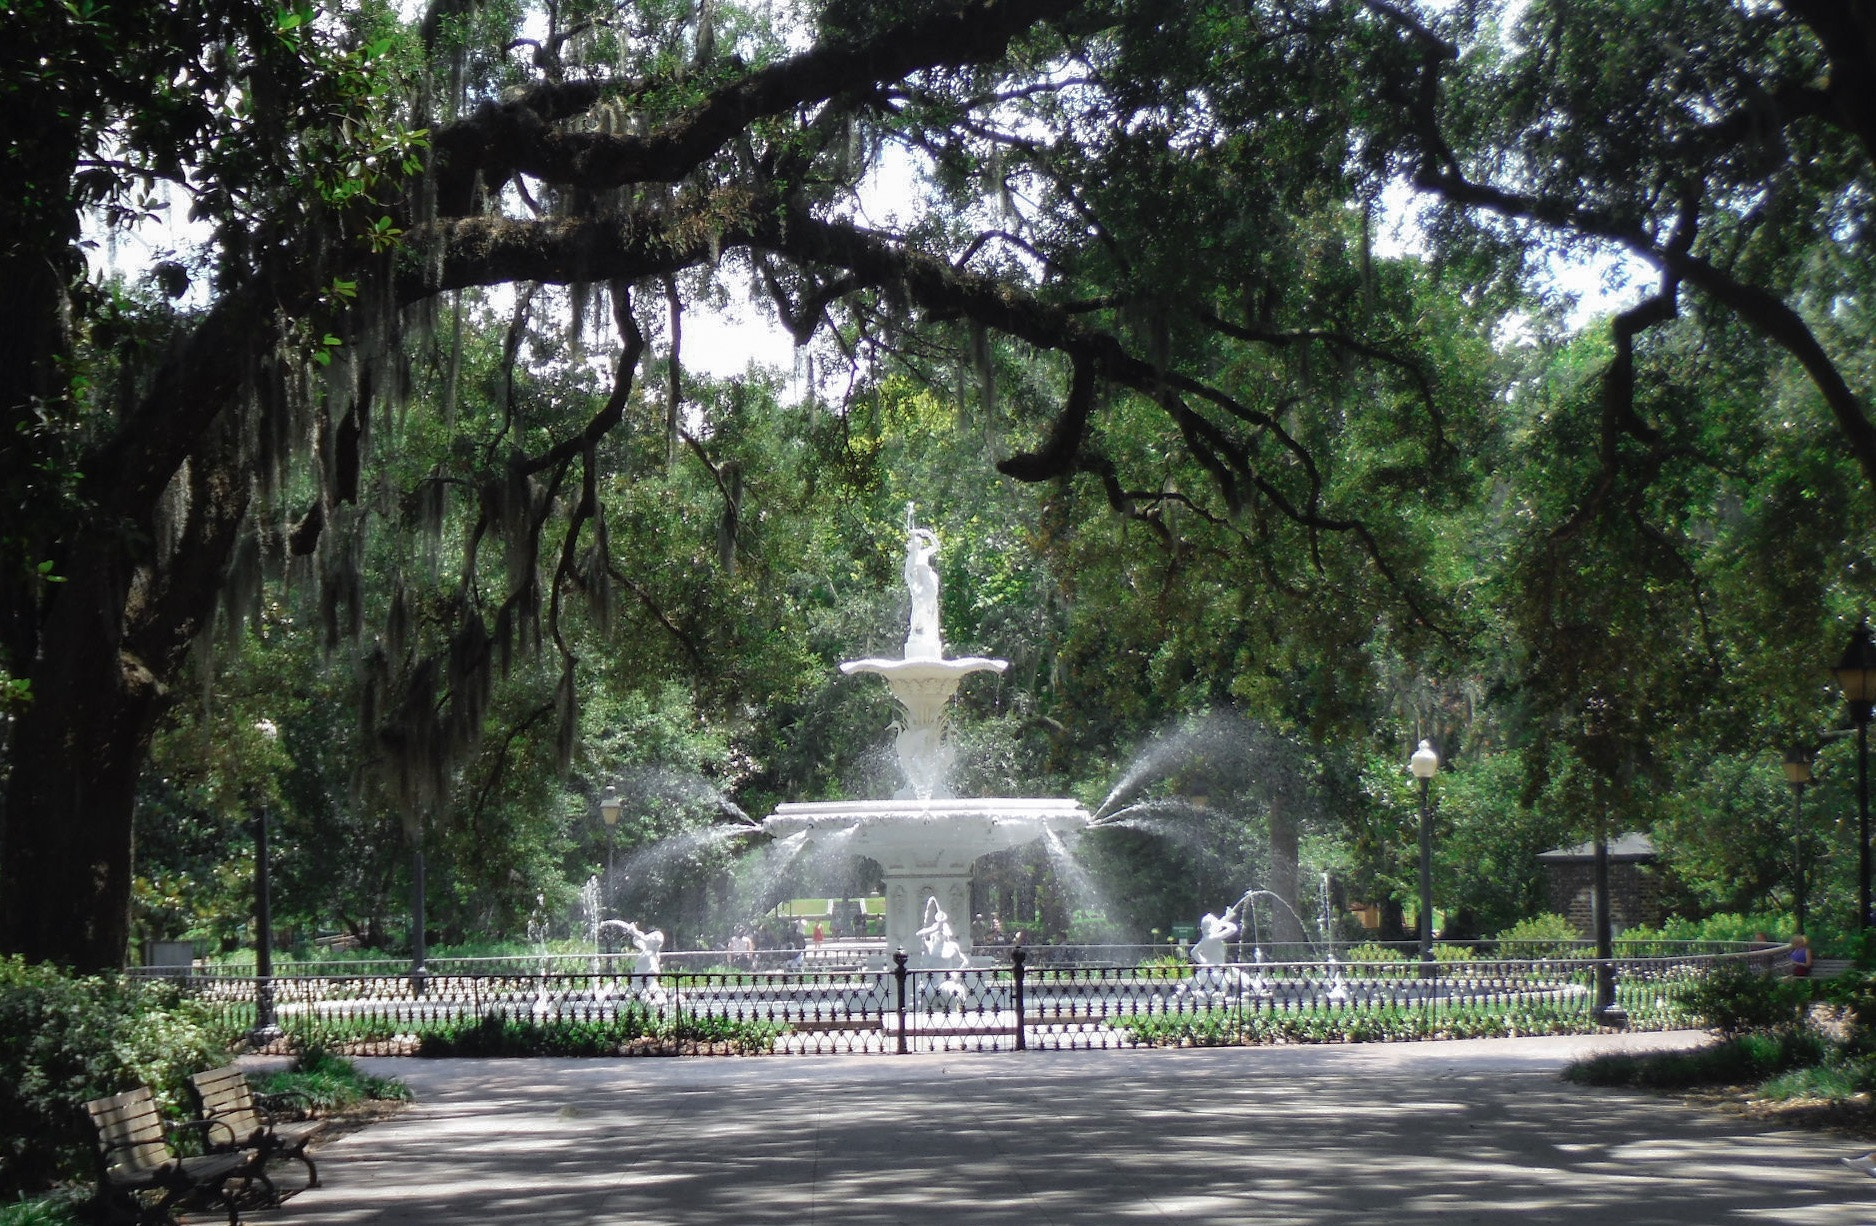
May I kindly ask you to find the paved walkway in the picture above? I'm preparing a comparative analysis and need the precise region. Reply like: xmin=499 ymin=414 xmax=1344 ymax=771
xmin=253 ymin=1032 xmax=1876 ymax=1224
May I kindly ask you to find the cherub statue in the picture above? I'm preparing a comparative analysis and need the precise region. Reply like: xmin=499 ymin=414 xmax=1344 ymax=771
xmin=915 ymin=895 xmax=968 ymax=968
xmin=1190 ymin=905 xmax=1240 ymax=967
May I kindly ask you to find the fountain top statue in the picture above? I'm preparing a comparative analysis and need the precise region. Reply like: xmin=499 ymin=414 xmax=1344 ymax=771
xmin=903 ymin=505 xmax=943 ymax=661
xmin=840 ymin=504 xmax=1008 ymax=800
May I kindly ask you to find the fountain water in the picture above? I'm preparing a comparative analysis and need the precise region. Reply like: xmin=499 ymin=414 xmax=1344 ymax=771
xmin=760 ymin=505 xmax=1091 ymax=961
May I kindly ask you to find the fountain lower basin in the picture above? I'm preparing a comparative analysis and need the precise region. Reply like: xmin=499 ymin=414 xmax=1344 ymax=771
xmin=764 ymin=798 xmax=1091 ymax=961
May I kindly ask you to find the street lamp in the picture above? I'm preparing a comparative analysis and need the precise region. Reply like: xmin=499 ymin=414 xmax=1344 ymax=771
xmin=409 ymin=838 xmax=428 ymax=997
xmin=1832 ymin=618 xmax=1876 ymax=938
xmin=1409 ymin=739 xmax=1439 ymax=975
xmin=251 ymin=719 xmax=280 ymax=1044
xmin=1784 ymin=746 xmax=1814 ymax=936
xmin=600 ymin=785 xmax=623 ymax=912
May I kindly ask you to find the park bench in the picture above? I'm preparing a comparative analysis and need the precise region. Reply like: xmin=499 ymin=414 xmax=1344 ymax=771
xmin=85 ymin=1086 xmax=252 ymax=1225
xmin=189 ymin=1065 xmax=327 ymax=1198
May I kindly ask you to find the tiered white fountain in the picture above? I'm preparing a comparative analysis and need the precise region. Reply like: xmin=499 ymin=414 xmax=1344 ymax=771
xmin=761 ymin=506 xmax=1090 ymax=965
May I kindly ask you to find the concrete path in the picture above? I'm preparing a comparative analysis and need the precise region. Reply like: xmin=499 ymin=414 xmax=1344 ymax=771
xmin=254 ymin=1032 xmax=1876 ymax=1224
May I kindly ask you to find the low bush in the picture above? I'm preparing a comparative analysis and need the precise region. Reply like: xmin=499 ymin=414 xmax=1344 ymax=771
xmin=1758 ymin=1053 xmax=1876 ymax=1102
xmin=1343 ymin=943 xmax=1406 ymax=964
xmin=0 ymin=957 xmax=228 ymax=1199
xmin=1683 ymin=961 xmax=1811 ymax=1036
xmin=1568 ymin=1029 xmax=1832 ymax=1090
xmin=247 ymin=1048 xmax=409 ymax=1113
xmin=1113 ymin=998 xmax=1617 ymax=1048
xmin=1489 ymin=914 xmax=1582 ymax=959
xmin=416 ymin=1009 xmax=783 ymax=1057
xmin=1819 ymin=970 xmax=1876 ymax=1050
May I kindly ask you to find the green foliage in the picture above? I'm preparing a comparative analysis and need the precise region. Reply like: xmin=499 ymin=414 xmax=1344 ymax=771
xmin=246 ymin=1047 xmax=409 ymax=1113
xmin=1818 ymin=971 xmax=1876 ymax=1048
xmin=1758 ymin=1054 xmax=1876 ymax=1103
xmin=0 ymin=1192 xmax=82 ymax=1226
xmin=415 ymin=1009 xmax=782 ymax=1057
xmin=1682 ymin=962 xmax=1811 ymax=1037
xmin=1113 ymin=998 xmax=1618 ymax=1047
xmin=1343 ymin=942 xmax=1406 ymax=965
xmin=0 ymin=958 xmax=227 ymax=1198
xmin=1489 ymin=913 xmax=1581 ymax=958
xmin=1568 ymin=1030 xmax=1834 ymax=1091
xmin=1617 ymin=913 xmax=1794 ymax=950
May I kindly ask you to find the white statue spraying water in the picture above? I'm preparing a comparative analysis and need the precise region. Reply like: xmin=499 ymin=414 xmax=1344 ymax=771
xmin=915 ymin=896 xmax=970 ymax=970
xmin=620 ymin=921 xmax=665 ymax=977
xmin=1191 ymin=905 xmax=1241 ymax=966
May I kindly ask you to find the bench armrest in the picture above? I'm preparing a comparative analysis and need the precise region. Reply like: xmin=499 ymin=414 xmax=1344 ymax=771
xmin=169 ymin=1116 xmax=239 ymax=1155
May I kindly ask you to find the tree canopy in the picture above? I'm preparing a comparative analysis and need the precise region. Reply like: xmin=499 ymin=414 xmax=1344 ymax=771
xmin=4 ymin=0 xmax=1875 ymax=968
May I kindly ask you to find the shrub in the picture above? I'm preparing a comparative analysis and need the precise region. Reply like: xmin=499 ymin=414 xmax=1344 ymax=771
xmin=1343 ymin=943 xmax=1406 ymax=964
xmin=0 ymin=958 xmax=227 ymax=1198
xmin=1684 ymin=961 xmax=1810 ymax=1036
xmin=1759 ymin=1053 xmax=1876 ymax=1102
xmin=1490 ymin=914 xmax=1581 ymax=959
xmin=415 ymin=1010 xmax=782 ymax=1057
xmin=1817 ymin=970 xmax=1876 ymax=1052
xmin=1568 ymin=1029 xmax=1831 ymax=1089
xmin=247 ymin=1048 xmax=409 ymax=1113
xmin=1617 ymin=913 xmax=1793 ymax=953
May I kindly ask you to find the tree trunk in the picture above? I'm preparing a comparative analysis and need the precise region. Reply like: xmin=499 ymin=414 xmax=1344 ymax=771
xmin=0 ymin=548 xmax=160 ymax=970
xmin=1 ymin=408 xmax=250 ymax=969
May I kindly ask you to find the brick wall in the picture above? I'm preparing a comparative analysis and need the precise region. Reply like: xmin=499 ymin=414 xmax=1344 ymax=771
xmin=1544 ymin=861 xmax=1663 ymax=936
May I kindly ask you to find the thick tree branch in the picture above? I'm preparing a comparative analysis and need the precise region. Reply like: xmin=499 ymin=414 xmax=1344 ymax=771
xmin=431 ymin=0 xmax=1078 ymax=203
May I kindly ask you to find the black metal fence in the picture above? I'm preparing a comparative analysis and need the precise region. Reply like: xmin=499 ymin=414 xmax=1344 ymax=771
xmin=162 ymin=943 xmax=1773 ymax=1058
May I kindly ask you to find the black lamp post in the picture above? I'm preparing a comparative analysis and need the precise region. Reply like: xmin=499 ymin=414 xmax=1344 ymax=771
xmin=1410 ymin=739 xmax=1439 ymax=975
xmin=1784 ymin=747 xmax=1814 ymax=936
xmin=1589 ymin=825 xmax=1629 ymax=1026
xmin=1832 ymin=619 xmax=1876 ymax=940
xmin=250 ymin=719 xmax=280 ymax=1044
xmin=410 ymin=841 xmax=428 ymax=997
xmin=600 ymin=785 xmax=623 ymax=912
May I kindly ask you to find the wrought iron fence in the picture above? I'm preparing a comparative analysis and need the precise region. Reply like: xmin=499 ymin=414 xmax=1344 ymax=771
xmin=167 ymin=944 xmax=1772 ymax=1058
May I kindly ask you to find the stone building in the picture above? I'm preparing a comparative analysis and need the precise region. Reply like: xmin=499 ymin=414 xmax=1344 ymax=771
xmin=1536 ymin=833 xmax=1662 ymax=936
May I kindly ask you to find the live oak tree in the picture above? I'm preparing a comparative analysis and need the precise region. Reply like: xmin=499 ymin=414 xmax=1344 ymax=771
xmin=6 ymin=0 xmax=1875 ymax=968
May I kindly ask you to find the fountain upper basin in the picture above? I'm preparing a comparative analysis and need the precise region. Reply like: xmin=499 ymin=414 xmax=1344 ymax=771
xmin=838 ymin=656 xmax=1009 ymax=680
